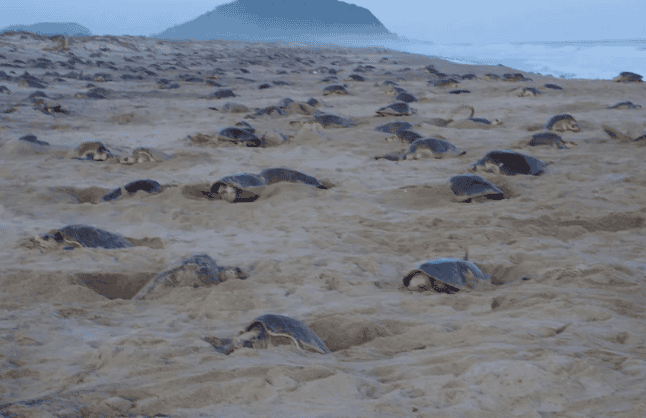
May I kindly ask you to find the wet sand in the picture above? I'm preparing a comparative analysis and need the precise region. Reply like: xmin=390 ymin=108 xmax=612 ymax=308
xmin=1 ymin=31 xmax=645 ymax=417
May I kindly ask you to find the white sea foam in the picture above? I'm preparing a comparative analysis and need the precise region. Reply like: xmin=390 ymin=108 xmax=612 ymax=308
xmin=333 ymin=37 xmax=646 ymax=80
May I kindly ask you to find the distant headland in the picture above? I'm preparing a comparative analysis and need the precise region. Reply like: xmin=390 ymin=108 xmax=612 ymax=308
xmin=152 ymin=0 xmax=399 ymax=42
xmin=0 ymin=22 xmax=92 ymax=37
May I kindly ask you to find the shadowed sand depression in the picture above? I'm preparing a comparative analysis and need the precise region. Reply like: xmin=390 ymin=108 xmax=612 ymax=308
xmin=0 ymin=31 xmax=645 ymax=417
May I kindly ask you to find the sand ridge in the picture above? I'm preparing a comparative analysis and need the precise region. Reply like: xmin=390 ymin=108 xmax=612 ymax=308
xmin=0 ymin=31 xmax=645 ymax=417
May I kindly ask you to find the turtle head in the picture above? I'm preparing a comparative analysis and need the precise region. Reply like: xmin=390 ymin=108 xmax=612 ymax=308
xmin=217 ymin=184 xmax=238 ymax=203
xmin=29 ymin=230 xmax=81 ymax=251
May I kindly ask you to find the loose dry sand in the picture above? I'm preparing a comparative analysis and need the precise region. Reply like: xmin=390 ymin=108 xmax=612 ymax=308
xmin=1 ymin=32 xmax=645 ymax=417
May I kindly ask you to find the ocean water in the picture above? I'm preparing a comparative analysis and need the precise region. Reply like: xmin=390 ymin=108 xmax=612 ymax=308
xmin=328 ymin=37 xmax=646 ymax=80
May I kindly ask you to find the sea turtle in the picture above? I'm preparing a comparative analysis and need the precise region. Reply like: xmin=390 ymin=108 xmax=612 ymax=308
xmin=119 ymin=148 xmax=170 ymax=164
xmin=376 ymin=102 xmax=416 ymax=117
xmin=217 ymin=127 xmax=262 ymax=147
xmin=210 ymin=173 xmax=267 ymax=203
xmin=102 ymin=179 xmax=164 ymax=202
xmin=395 ymin=92 xmax=418 ymax=103
xmin=527 ymin=132 xmax=572 ymax=149
xmin=471 ymin=150 xmax=546 ymax=175
xmin=260 ymin=168 xmax=329 ymax=189
xmin=283 ymin=101 xmax=319 ymax=116
xmin=375 ymin=121 xmax=413 ymax=134
xmin=545 ymin=114 xmax=580 ymax=132
xmin=613 ymin=72 xmax=643 ymax=83
xmin=518 ymin=87 xmax=542 ymax=97
xmin=395 ymin=129 xmax=425 ymax=143
xmin=403 ymin=138 xmax=466 ymax=160
xmin=428 ymin=78 xmax=459 ymax=88
xmin=260 ymin=130 xmax=288 ymax=147
xmin=209 ymin=89 xmax=236 ymax=99
xmin=25 ymin=224 xmax=133 ymax=251
xmin=209 ymin=314 xmax=331 ymax=355
xmin=377 ymin=137 xmax=466 ymax=161
xmin=606 ymin=101 xmax=642 ymax=110
xmin=133 ymin=254 xmax=247 ymax=301
xmin=402 ymin=258 xmax=491 ymax=293
xmin=322 ymin=85 xmax=348 ymax=96
xmin=450 ymin=174 xmax=505 ymax=203
xmin=503 ymin=73 xmax=532 ymax=82
xmin=312 ymin=113 xmax=356 ymax=128
xmin=425 ymin=105 xmax=501 ymax=127
xmin=74 ymin=141 xmax=115 ymax=161
xmin=347 ymin=74 xmax=365 ymax=82
xmin=250 ymin=106 xmax=288 ymax=118
xmin=221 ymin=102 xmax=250 ymax=113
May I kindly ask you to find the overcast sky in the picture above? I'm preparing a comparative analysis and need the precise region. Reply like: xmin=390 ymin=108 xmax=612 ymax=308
xmin=1 ymin=0 xmax=644 ymax=44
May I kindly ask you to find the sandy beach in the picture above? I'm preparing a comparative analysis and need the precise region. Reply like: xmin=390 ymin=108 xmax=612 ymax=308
xmin=1 ymin=32 xmax=645 ymax=417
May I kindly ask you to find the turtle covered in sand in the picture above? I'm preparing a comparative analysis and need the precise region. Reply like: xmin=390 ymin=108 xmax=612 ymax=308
xmin=73 ymin=141 xmax=115 ymax=161
xmin=526 ymin=132 xmax=573 ymax=149
xmin=403 ymin=257 xmax=491 ymax=293
xmin=210 ymin=173 xmax=267 ymax=203
xmin=24 ymin=224 xmax=133 ymax=251
xmin=102 ymin=179 xmax=164 ymax=202
xmin=470 ymin=150 xmax=547 ymax=176
xmin=376 ymin=137 xmax=466 ymax=161
xmin=133 ymin=254 xmax=247 ymax=301
xmin=545 ymin=114 xmax=580 ymax=132
xmin=450 ymin=174 xmax=504 ymax=203
xmin=119 ymin=148 xmax=171 ymax=165
xmin=207 ymin=314 xmax=331 ymax=355
xmin=376 ymin=102 xmax=416 ymax=117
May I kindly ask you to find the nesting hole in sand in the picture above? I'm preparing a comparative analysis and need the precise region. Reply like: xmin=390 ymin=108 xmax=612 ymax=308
xmin=74 ymin=272 xmax=157 ymax=299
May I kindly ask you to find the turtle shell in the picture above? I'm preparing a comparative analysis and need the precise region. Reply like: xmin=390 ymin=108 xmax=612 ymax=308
xmin=606 ymin=101 xmax=641 ymax=110
xmin=102 ymin=179 xmax=163 ymax=202
xmin=133 ymin=254 xmax=226 ymax=300
xmin=397 ymin=130 xmax=425 ymax=143
xmin=322 ymin=85 xmax=349 ymax=96
xmin=529 ymin=132 xmax=567 ymax=149
xmin=210 ymin=173 xmax=267 ymax=202
xmin=428 ymin=78 xmax=459 ymax=88
xmin=395 ymin=92 xmax=418 ymax=103
xmin=376 ymin=102 xmax=415 ymax=116
xmin=42 ymin=224 xmax=132 ymax=249
xmin=74 ymin=141 xmax=114 ymax=161
xmin=217 ymin=127 xmax=261 ymax=146
xmin=260 ymin=168 xmax=326 ymax=189
xmin=243 ymin=314 xmax=331 ymax=354
xmin=471 ymin=150 xmax=546 ymax=176
xmin=545 ymin=114 xmax=580 ymax=132
xmin=450 ymin=174 xmax=504 ymax=203
xmin=126 ymin=148 xmax=170 ymax=163
xmin=402 ymin=258 xmax=490 ymax=293
xmin=404 ymin=138 xmax=466 ymax=159
xmin=374 ymin=121 xmax=413 ymax=134
xmin=313 ymin=113 xmax=355 ymax=128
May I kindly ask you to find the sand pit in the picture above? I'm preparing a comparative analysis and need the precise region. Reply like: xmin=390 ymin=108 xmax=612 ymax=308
xmin=0 ymin=32 xmax=645 ymax=417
